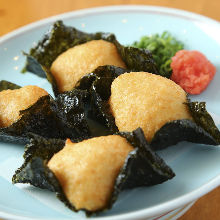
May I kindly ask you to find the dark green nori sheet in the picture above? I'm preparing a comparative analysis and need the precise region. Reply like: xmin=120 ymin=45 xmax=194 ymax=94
xmin=90 ymin=76 xmax=118 ymax=132
xmin=22 ymin=20 xmax=160 ymax=95
xmin=79 ymin=67 xmax=220 ymax=150
xmin=75 ymin=65 xmax=128 ymax=92
xmin=51 ymin=89 xmax=90 ymax=141
xmin=12 ymin=128 xmax=175 ymax=216
xmin=150 ymin=119 xmax=218 ymax=150
xmin=12 ymin=134 xmax=66 ymax=191
xmin=23 ymin=133 xmax=65 ymax=161
xmin=187 ymin=101 xmax=220 ymax=144
xmin=76 ymin=65 xmax=129 ymax=133
xmin=114 ymin=40 xmax=159 ymax=75
xmin=0 ymin=89 xmax=90 ymax=144
xmin=115 ymin=128 xmax=175 ymax=190
xmin=13 ymin=157 xmax=61 ymax=192
xmin=89 ymin=66 xmax=129 ymax=131
xmin=0 ymin=80 xmax=21 ymax=92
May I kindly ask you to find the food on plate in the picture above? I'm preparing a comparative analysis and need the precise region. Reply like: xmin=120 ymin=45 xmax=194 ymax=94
xmin=132 ymin=31 xmax=184 ymax=78
xmin=0 ymin=85 xmax=48 ymax=127
xmin=48 ymin=136 xmax=133 ymax=211
xmin=22 ymin=20 xmax=159 ymax=95
xmin=171 ymin=50 xmax=216 ymax=94
xmin=4 ymin=20 xmax=219 ymax=217
xmin=50 ymin=40 xmax=126 ymax=92
xmin=76 ymin=65 xmax=219 ymax=150
xmin=12 ymin=128 xmax=175 ymax=215
xmin=109 ymin=72 xmax=192 ymax=141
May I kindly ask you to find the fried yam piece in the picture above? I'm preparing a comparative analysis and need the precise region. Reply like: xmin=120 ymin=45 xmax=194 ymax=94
xmin=48 ymin=135 xmax=133 ymax=211
xmin=109 ymin=72 xmax=192 ymax=141
xmin=0 ymin=85 xmax=48 ymax=127
xmin=50 ymin=40 xmax=126 ymax=92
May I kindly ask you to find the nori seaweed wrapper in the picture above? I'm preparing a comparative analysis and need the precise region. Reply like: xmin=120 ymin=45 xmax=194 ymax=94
xmin=12 ymin=128 xmax=175 ymax=216
xmin=76 ymin=65 xmax=129 ymax=132
xmin=22 ymin=20 xmax=160 ymax=95
xmin=80 ymin=67 xmax=220 ymax=150
xmin=51 ymin=89 xmax=91 ymax=141
xmin=0 ymin=89 xmax=90 ymax=144
xmin=150 ymin=119 xmax=218 ymax=150
xmin=75 ymin=65 xmax=128 ymax=92
xmin=114 ymin=128 xmax=175 ymax=190
xmin=186 ymin=100 xmax=220 ymax=144
xmin=0 ymin=80 xmax=21 ymax=91
xmin=13 ymin=134 xmax=65 ymax=191
xmin=90 ymin=76 xmax=118 ymax=132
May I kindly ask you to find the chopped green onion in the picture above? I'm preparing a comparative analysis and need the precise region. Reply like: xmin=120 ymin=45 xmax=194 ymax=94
xmin=132 ymin=31 xmax=184 ymax=78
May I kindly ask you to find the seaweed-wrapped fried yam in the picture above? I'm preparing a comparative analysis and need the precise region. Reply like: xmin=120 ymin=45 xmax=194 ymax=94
xmin=0 ymin=85 xmax=48 ymax=127
xmin=23 ymin=21 xmax=160 ymax=95
xmin=48 ymin=136 xmax=133 ymax=211
xmin=51 ymin=40 xmax=126 ymax=92
xmin=85 ymin=68 xmax=219 ymax=149
xmin=110 ymin=72 xmax=192 ymax=141
xmin=13 ymin=128 xmax=175 ymax=215
xmin=0 ymin=85 xmax=90 ymax=144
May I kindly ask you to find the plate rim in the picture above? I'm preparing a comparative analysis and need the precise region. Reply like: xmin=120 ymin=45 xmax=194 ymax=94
xmin=1 ymin=4 xmax=220 ymax=43
xmin=0 ymin=5 xmax=220 ymax=220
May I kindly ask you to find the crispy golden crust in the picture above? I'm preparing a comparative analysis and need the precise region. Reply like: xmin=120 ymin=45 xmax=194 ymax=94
xmin=0 ymin=86 xmax=48 ymax=127
xmin=47 ymin=136 xmax=133 ymax=211
xmin=50 ymin=40 xmax=126 ymax=92
xmin=109 ymin=72 xmax=192 ymax=142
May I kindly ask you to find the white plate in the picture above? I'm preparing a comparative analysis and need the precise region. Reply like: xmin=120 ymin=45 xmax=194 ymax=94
xmin=0 ymin=5 xmax=220 ymax=220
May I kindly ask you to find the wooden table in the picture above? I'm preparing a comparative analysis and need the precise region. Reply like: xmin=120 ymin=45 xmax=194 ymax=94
xmin=0 ymin=0 xmax=219 ymax=219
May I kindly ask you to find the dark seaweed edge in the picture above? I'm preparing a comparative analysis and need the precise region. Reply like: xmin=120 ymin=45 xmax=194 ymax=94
xmin=150 ymin=119 xmax=218 ymax=150
xmin=12 ymin=128 xmax=175 ymax=216
xmin=90 ymin=77 xmax=118 ymax=133
xmin=52 ymin=89 xmax=91 ymax=142
xmin=75 ymin=65 xmax=130 ymax=133
xmin=0 ymin=80 xmax=21 ymax=92
xmin=75 ymin=65 xmax=128 ymax=91
xmin=12 ymin=134 xmax=65 ymax=190
xmin=22 ymin=54 xmax=60 ymax=96
xmin=22 ymin=20 xmax=160 ymax=95
xmin=186 ymin=100 xmax=220 ymax=144
xmin=111 ymin=128 xmax=175 ymax=196
xmin=0 ymin=90 xmax=91 ymax=144
xmin=88 ymin=65 xmax=130 ymax=131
